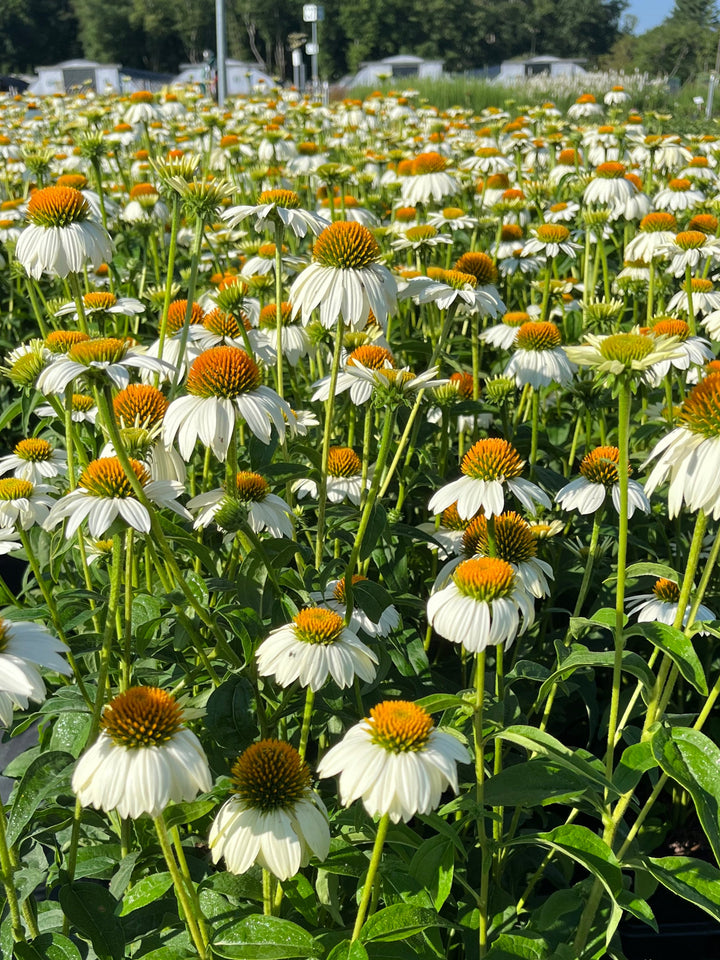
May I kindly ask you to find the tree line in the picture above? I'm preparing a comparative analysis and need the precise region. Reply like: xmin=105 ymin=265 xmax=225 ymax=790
xmin=0 ymin=0 xmax=716 ymax=84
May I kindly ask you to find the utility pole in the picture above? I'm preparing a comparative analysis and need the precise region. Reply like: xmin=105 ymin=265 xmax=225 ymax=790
xmin=302 ymin=5 xmax=324 ymax=91
xmin=216 ymin=0 xmax=227 ymax=106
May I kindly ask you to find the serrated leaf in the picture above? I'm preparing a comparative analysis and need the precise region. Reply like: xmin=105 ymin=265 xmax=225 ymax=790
xmin=212 ymin=915 xmax=319 ymax=959
xmin=119 ymin=872 xmax=173 ymax=915
xmin=59 ymin=882 xmax=125 ymax=960
xmin=6 ymin=751 xmax=74 ymax=847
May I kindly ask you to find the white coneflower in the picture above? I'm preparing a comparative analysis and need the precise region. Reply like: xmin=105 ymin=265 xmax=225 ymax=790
xmin=567 ymin=94 xmax=603 ymax=120
xmin=626 ymin=577 xmax=715 ymax=631
xmin=163 ymin=346 xmax=293 ymax=458
xmin=312 ymin=344 xmax=396 ymax=405
xmin=391 ymin=224 xmax=453 ymax=254
xmin=522 ymin=223 xmax=581 ymax=260
xmin=429 ymin=438 xmax=551 ymax=519
xmin=311 ymin=574 xmax=401 ymax=637
xmin=645 ymin=372 xmax=720 ymax=517
xmin=289 ymin=221 xmax=397 ymax=330
xmin=188 ymin=470 xmax=293 ymax=539
xmin=604 ymin=86 xmax=630 ymax=105
xmin=257 ymin=607 xmax=378 ymax=691
xmin=456 ymin=510 xmax=553 ymax=599
xmin=15 ymin=185 xmax=113 ymax=279
xmin=668 ymin=278 xmax=720 ymax=317
xmin=565 ymin=331 xmax=683 ymax=377
xmin=480 ymin=311 xmax=530 ymax=350
xmin=556 ymin=446 xmax=650 ymax=518
xmin=654 ymin=178 xmax=705 ymax=213
xmin=293 ymin=446 xmax=368 ymax=506
xmin=37 ymin=337 xmax=170 ymax=394
xmin=226 ymin=188 xmax=329 ymax=238
xmin=0 ymin=618 xmax=71 ymax=726
xmin=661 ymin=230 xmax=720 ymax=278
xmin=0 ymin=438 xmax=66 ymax=484
xmin=400 ymin=151 xmax=459 ymax=205
xmin=44 ymin=456 xmax=189 ymax=537
xmin=0 ymin=478 xmax=55 ymax=530
xmin=427 ymin=206 xmax=477 ymax=231
xmin=54 ymin=291 xmax=145 ymax=323
xmin=72 ymin=686 xmax=212 ymax=819
xmin=643 ymin=318 xmax=712 ymax=384
xmin=121 ymin=183 xmax=169 ymax=224
xmin=504 ymin=321 xmax=576 ymax=388
xmin=428 ymin=555 xmax=535 ymax=652
xmin=318 ymin=699 xmax=469 ymax=823
xmin=209 ymin=740 xmax=330 ymax=880
xmin=624 ymin=211 xmax=678 ymax=263
xmin=583 ymin=162 xmax=637 ymax=219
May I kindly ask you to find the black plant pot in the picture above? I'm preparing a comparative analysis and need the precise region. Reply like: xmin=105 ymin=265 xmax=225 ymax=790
xmin=621 ymin=881 xmax=720 ymax=959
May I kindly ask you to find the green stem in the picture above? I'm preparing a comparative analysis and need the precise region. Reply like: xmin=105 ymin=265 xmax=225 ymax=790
xmin=169 ymin=215 xmax=204 ymax=401
xmin=351 ymin=814 xmax=390 ymax=941
xmin=154 ymin=815 xmax=208 ymax=958
xmin=156 ymin=194 xmax=181 ymax=369
xmin=314 ymin=318 xmax=345 ymax=568
xmin=298 ymin=686 xmax=315 ymax=761
xmin=685 ymin=263 xmax=696 ymax=336
xmin=605 ymin=380 xmax=631 ymax=782
xmin=0 ymin=800 xmax=25 ymax=942
xmin=343 ymin=409 xmax=396 ymax=621
xmin=274 ymin=220 xmax=286 ymax=400
xmin=68 ymin=272 xmax=89 ymax=335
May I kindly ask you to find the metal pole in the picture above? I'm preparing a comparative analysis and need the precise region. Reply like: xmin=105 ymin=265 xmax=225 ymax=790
xmin=215 ymin=0 xmax=227 ymax=106
xmin=311 ymin=20 xmax=318 ymax=86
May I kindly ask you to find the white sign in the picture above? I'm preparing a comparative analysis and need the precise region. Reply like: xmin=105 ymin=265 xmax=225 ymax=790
xmin=303 ymin=4 xmax=318 ymax=21
xmin=305 ymin=42 xmax=319 ymax=55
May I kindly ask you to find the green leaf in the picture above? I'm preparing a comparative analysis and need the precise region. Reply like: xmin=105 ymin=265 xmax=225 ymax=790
xmin=612 ymin=561 xmax=680 ymax=583
xmin=409 ymin=835 xmax=454 ymax=910
xmin=327 ymin=941 xmax=369 ymax=960
xmin=119 ymin=872 xmax=174 ymax=915
xmin=511 ymin=824 xmax=623 ymax=899
xmin=205 ymin=677 xmax=257 ymax=753
xmin=49 ymin=712 xmax=91 ymax=758
xmin=163 ymin=797 xmax=216 ymax=830
xmin=359 ymin=905 xmax=451 ymax=942
xmin=537 ymin=644 xmax=655 ymax=702
xmin=651 ymin=726 xmax=720 ymax=863
xmin=108 ymin=852 xmax=140 ymax=899
xmin=485 ymin=933 xmax=547 ymax=959
xmin=359 ymin=503 xmax=386 ymax=561
xmin=6 ymin=751 xmax=75 ymax=847
xmin=569 ymin=607 xmax=622 ymax=638
xmin=280 ymin=873 xmax=318 ymax=924
xmin=414 ymin=694 xmax=470 ymax=715
xmin=493 ymin=726 xmax=616 ymax=797
xmin=484 ymin=758 xmax=596 ymax=808
xmin=0 ymin=398 xmax=23 ymax=433
xmin=612 ymin=740 xmax=657 ymax=794
xmin=13 ymin=932 xmax=82 ymax=960
xmin=212 ymin=915 xmax=319 ymax=959
xmin=58 ymin=882 xmax=125 ymax=960
xmin=645 ymin=855 xmax=720 ymax=921
xmin=626 ymin=621 xmax=707 ymax=694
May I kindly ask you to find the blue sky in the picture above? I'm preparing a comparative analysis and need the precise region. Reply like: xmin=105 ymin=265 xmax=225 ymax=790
xmin=624 ymin=0 xmax=675 ymax=32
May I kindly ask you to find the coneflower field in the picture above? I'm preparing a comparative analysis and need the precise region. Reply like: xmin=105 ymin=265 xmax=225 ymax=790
xmin=0 ymin=81 xmax=720 ymax=960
